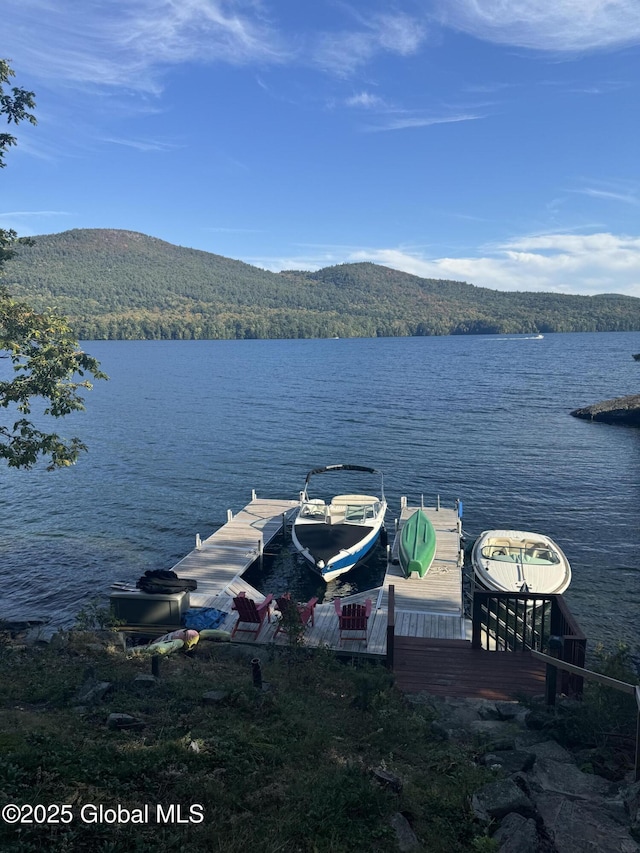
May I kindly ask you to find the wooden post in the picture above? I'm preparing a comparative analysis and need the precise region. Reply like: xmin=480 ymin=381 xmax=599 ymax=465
xmin=436 ymin=494 xmax=440 ymax=511
xmin=251 ymin=489 xmax=256 ymax=501
xmin=196 ymin=533 xmax=202 ymax=550
xmin=227 ymin=509 xmax=233 ymax=523
xmin=386 ymin=585 xmax=395 ymax=670
xmin=251 ymin=658 xmax=262 ymax=690
xmin=151 ymin=655 xmax=160 ymax=678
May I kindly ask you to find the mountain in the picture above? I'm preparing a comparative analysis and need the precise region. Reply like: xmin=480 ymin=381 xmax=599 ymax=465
xmin=4 ymin=228 xmax=639 ymax=339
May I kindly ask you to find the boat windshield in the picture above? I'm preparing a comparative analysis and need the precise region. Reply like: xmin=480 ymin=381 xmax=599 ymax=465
xmin=300 ymin=501 xmax=326 ymax=519
xmin=481 ymin=544 xmax=559 ymax=565
xmin=343 ymin=501 xmax=381 ymax=524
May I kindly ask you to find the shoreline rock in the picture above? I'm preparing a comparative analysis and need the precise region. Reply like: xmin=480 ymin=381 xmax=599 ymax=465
xmin=570 ymin=394 xmax=640 ymax=426
xmin=408 ymin=693 xmax=640 ymax=852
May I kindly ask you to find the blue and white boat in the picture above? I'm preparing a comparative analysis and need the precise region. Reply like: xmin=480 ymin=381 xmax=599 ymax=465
xmin=292 ymin=465 xmax=387 ymax=582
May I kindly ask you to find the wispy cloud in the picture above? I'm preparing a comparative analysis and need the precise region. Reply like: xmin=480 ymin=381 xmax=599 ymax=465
xmin=312 ymin=11 xmax=426 ymax=76
xmin=345 ymin=91 xmax=386 ymax=109
xmin=434 ymin=0 xmax=640 ymax=53
xmin=363 ymin=113 xmax=483 ymax=132
xmin=570 ymin=178 xmax=640 ymax=207
xmin=575 ymin=188 xmax=639 ymax=206
xmin=102 ymin=137 xmax=180 ymax=152
xmin=0 ymin=210 xmax=71 ymax=218
xmin=3 ymin=0 xmax=290 ymax=94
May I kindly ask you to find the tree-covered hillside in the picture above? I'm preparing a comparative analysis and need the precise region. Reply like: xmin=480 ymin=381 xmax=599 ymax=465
xmin=5 ymin=229 xmax=640 ymax=339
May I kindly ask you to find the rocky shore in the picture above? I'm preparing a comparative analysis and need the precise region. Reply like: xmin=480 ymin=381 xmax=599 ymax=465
xmin=570 ymin=394 xmax=640 ymax=426
xmin=410 ymin=693 xmax=640 ymax=853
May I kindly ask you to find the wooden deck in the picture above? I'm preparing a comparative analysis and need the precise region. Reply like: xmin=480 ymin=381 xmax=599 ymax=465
xmin=393 ymin=637 xmax=547 ymax=700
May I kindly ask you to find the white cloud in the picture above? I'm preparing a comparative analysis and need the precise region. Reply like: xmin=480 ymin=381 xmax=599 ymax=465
xmin=573 ymin=187 xmax=639 ymax=206
xmin=102 ymin=137 xmax=180 ymax=152
xmin=3 ymin=0 xmax=289 ymax=94
xmin=312 ymin=12 xmax=426 ymax=76
xmin=363 ymin=113 xmax=483 ymax=132
xmin=345 ymin=92 xmax=386 ymax=108
xmin=434 ymin=0 xmax=640 ymax=52
xmin=251 ymin=233 xmax=640 ymax=297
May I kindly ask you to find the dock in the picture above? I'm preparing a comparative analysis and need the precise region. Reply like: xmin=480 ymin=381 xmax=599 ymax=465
xmin=162 ymin=493 xmax=471 ymax=657
xmin=114 ymin=490 xmax=584 ymax=700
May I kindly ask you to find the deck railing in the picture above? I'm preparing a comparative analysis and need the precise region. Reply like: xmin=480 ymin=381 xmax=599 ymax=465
xmin=472 ymin=591 xmax=586 ymax=696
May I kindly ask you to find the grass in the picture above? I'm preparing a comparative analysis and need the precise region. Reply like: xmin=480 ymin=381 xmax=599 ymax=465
xmin=0 ymin=632 xmax=493 ymax=853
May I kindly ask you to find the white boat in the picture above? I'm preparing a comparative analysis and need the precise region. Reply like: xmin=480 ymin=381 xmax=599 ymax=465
xmin=292 ymin=465 xmax=387 ymax=582
xmin=471 ymin=529 xmax=571 ymax=595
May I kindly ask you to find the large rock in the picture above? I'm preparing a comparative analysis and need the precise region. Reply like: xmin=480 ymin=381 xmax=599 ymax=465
xmin=472 ymin=779 xmax=536 ymax=822
xmin=535 ymin=792 xmax=640 ymax=852
xmin=570 ymin=394 xmax=640 ymax=426
xmin=526 ymin=757 xmax=611 ymax=799
xmin=492 ymin=812 xmax=540 ymax=853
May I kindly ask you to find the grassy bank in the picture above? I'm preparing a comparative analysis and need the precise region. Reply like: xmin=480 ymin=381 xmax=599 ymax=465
xmin=0 ymin=631 xmax=493 ymax=853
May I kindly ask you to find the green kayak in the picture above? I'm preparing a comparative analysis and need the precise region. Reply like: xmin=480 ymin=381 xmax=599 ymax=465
xmin=399 ymin=509 xmax=437 ymax=578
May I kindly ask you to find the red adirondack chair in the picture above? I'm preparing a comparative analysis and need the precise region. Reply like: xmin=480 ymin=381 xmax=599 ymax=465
xmin=334 ymin=598 xmax=372 ymax=644
xmin=231 ymin=592 xmax=273 ymax=639
xmin=274 ymin=594 xmax=318 ymax=637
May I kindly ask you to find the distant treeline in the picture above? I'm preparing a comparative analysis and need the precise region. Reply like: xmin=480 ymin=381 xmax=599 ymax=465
xmin=6 ymin=228 xmax=640 ymax=339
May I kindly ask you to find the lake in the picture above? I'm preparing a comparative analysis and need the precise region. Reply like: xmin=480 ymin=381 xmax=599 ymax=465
xmin=1 ymin=332 xmax=638 ymax=655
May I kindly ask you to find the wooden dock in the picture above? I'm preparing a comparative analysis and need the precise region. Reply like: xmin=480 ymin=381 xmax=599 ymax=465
xmin=160 ymin=495 xmax=472 ymax=657
xmin=113 ymin=491 xmax=573 ymax=701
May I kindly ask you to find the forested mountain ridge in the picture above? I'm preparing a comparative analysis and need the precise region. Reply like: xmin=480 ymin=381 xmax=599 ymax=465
xmin=5 ymin=228 xmax=639 ymax=340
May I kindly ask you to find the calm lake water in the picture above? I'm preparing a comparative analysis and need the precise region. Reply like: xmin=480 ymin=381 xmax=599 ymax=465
xmin=1 ymin=332 xmax=639 ymax=654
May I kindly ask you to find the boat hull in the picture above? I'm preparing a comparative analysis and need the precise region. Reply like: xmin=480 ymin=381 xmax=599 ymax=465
xmin=399 ymin=509 xmax=436 ymax=578
xmin=292 ymin=466 xmax=387 ymax=582
xmin=293 ymin=528 xmax=383 ymax=582
xmin=471 ymin=529 xmax=571 ymax=595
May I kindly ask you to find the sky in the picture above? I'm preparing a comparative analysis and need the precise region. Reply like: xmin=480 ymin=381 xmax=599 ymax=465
xmin=2 ymin=0 xmax=640 ymax=297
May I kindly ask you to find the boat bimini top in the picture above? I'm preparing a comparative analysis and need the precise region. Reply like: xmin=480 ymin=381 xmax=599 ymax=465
xmin=300 ymin=464 xmax=385 ymax=501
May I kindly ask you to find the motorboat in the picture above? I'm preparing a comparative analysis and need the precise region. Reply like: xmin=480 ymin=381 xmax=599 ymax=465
xmin=471 ymin=530 xmax=571 ymax=595
xmin=292 ymin=464 xmax=387 ymax=582
xmin=399 ymin=508 xmax=437 ymax=578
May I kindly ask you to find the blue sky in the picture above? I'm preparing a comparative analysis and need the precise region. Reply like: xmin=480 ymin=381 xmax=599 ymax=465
xmin=3 ymin=0 xmax=640 ymax=296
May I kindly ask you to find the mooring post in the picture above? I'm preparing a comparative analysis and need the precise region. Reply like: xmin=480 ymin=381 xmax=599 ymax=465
xmin=196 ymin=533 xmax=202 ymax=550
xmin=282 ymin=512 xmax=287 ymax=537
xmin=258 ymin=537 xmax=264 ymax=569
xmin=251 ymin=658 xmax=262 ymax=690
xmin=227 ymin=509 xmax=233 ymax=523
xmin=436 ymin=494 xmax=440 ymax=511
xmin=545 ymin=635 xmax=564 ymax=706
xmin=251 ymin=489 xmax=256 ymax=501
